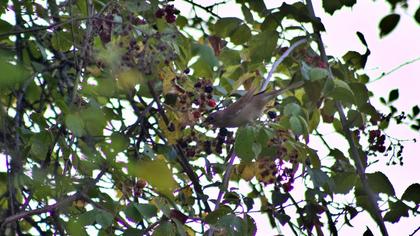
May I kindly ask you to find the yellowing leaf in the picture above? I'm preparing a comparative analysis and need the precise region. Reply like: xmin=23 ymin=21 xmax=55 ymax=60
xmin=117 ymin=68 xmax=142 ymax=91
xmin=160 ymin=66 xmax=177 ymax=95
xmin=238 ymin=162 xmax=256 ymax=181
xmin=158 ymin=110 xmax=181 ymax=145
xmin=129 ymin=155 xmax=177 ymax=197
xmin=86 ymin=66 xmax=102 ymax=76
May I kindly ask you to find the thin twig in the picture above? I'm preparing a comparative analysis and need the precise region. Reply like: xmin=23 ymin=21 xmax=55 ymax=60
xmin=370 ymin=57 xmax=420 ymax=82
xmin=261 ymin=38 xmax=307 ymax=92
xmin=183 ymin=0 xmax=222 ymax=19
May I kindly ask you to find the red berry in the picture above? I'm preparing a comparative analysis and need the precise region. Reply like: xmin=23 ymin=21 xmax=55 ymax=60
xmin=207 ymin=99 xmax=216 ymax=107
xmin=192 ymin=110 xmax=201 ymax=119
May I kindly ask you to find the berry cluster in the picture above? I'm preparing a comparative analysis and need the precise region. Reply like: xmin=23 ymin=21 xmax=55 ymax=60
xmin=155 ymin=5 xmax=180 ymax=23
xmin=255 ymin=157 xmax=296 ymax=192
xmin=368 ymin=129 xmax=386 ymax=153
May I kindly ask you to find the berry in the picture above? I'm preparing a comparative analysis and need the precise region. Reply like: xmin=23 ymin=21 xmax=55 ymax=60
xmin=219 ymin=127 xmax=228 ymax=136
xmin=155 ymin=9 xmax=165 ymax=18
xmin=204 ymin=85 xmax=213 ymax=93
xmin=165 ymin=14 xmax=176 ymax=23
xmin=194 ymin=82 xmax=202 ymax=88
xmin=207 ymin=99 xmax=216 ymax=107
xmin=268 ymin=111 xmax=277 ymax=119
xmin=165 ymin=5 xmax=175 ymax=14
xmin=192 ymin=110 xmax=201 ymax=119
xmin=184 ymin=68 xmax=190 ymax=74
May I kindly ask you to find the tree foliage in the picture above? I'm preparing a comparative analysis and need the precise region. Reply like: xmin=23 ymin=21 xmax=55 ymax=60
xmin=0 ymin=0 xmax=418 ymax=235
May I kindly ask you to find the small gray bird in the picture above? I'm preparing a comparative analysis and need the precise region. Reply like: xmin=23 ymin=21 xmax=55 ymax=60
xmin=204 ymin=81 xmax=304 ymax=128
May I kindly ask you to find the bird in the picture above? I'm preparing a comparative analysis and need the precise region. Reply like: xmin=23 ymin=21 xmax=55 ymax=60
xmin=204 ymin=81 xmax=304 ymax=128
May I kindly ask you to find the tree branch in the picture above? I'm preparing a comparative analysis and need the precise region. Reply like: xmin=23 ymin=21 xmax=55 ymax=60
xmin=261 ymin=38 xmax=307 ymax=92
xmin=147 ymin=81 xmax=211 ymax=212
xmin=305 ymin=1 xmax=389 ymax=235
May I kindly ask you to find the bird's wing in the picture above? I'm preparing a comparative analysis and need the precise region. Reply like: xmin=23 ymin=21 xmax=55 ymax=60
xmin=223 ymin=86 xmax=257 ymax=115
xmin=261 ymin=80 xmax=304 ymax=101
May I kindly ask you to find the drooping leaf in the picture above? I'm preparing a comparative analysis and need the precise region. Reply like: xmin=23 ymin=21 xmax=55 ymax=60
xmin=388 ymin=89 xmax=399 ymax=103
xmin=367 ymin=172 xmax=395 ymax=196
xmin=384 ymin=200 xmax=409 ymax=223
xmin=379 ymin=14 xmax=400 ymax=37
xmin=401 ymin=183 xmax=420 ymax=204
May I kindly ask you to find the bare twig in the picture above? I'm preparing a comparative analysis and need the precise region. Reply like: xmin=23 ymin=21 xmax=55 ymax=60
xmin=183 ymin=0 xmax=223 ymax=19
xmin=261 ymin=38 xmax=307 ymax=92
xmin=370 ymin=56 xmax=420 ymax=82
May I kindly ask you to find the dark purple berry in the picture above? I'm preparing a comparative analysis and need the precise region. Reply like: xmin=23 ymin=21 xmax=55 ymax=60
xmin=194 ymin=82 xmax=202 ymax=88
xmin=268 ymin=111 xmax=277 ymax=119
xmin=165 ymin=14 xmax=176 ymax=23
xmin=155 ymin=9 xmax=165 ymax=18
xmin=219 ymin=128 xmax=228 ymax=136
xmin=184 ymin=68 xmax=190 ymax=74
xmin=204 ymin=85 xmax=213 ymax=93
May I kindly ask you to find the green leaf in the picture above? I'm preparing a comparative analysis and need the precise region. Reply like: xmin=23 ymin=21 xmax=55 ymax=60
xmin=332 ymin=172 xmax=357 ymax=194
xmin=322 ymin=0 xmax=343 ymax=15
xmin=388 ymin=89 xmax=399 ymax=103
xmin=248 ymin=30 xmax=278 ymax=63
xmin=412 ymin=105 xmax=419 ymax=117
xmin=379 ymin=14 xmax=400 ymax=37
xmin=241 ymin=5 xmax=254 ymax=23
xmin=343 ymin=51 xmax=364 ymax=69
xmin=66 ymin=219 xmax=89 ymax=236
xmin=289 ymin=115 xmax=303 ymax=135
xmin=65 ymin=113 xmax=85 ymax=137
xmin=51 ymin=31 xmax=73 ymax=51
xmin=248 ymin=1 xmax=267 ymax=16
xmin=128 ymin=156 xmax=177 ymax=197
xmin=384 ymin=200 xmax=409 ymax=223
xmin=235 ymin=126 xmax=257 ymax=162
xmin=0 ymin=54 xmax=30 ymax=89
xmin=401 ymin=183 xmax=420 ymax=204
xmin=124 ymin=203 xmax=143 ymax=222
xmin=123 ymin=229 xmax=143 ymax=236
xmin=230 ymin=24 xmax=252 ymax=45
xmin=80 ymin=106 xmax=107 ymax=136
xmin=135 ymin=203 xmax=158 ymax=219
xmin=349 ymin=82 xmax=369 ymax=106
xmin=110 ymin=133 xmax=129 ymax=153
xmin=308 ymin=168 xmax=334 ymax=192
xmin=326 ymin=79 xmax=355 ymax=104
xmin=415 ymin=6 xmax=420 ymax=24
xmin=272 ymin=190 xmax=289 ymax=206
xmin=214 ymin=17 xmax=242 ymax=38
xmin=275 ymin=213 xmax=291 ymax=226
xmin=30 ymin=131 xmax=53 ymax=159
xmin=367 ymin=172 xmax=395 ymax=196
xmin=310 ymin=67 xmax=329 ymax=81
xmin=191 ymin=44 xmax=218 ymax=78
xmin=153 ymin=221 xmax=176 ymax=236
xmin=204 ymin=206 xmax=232 ymax=224
xmin=95 ymin=209 xmax=114 ymax=228
xmin=347 ymin=109 xmax=363 ymax=128
xmin=308 ymin=108 xmax=321 ymax=132
xmin=283 ymin=103 xmax=301 ymax=116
